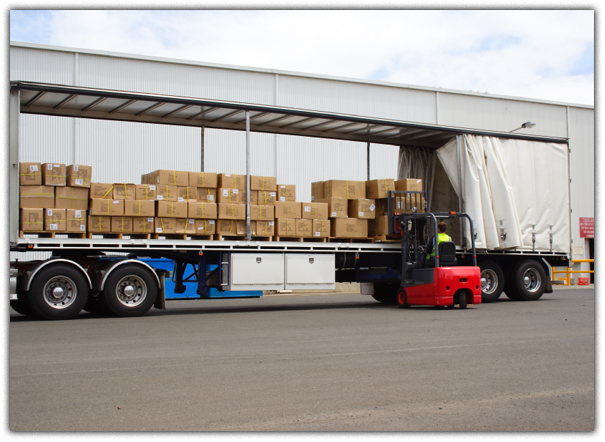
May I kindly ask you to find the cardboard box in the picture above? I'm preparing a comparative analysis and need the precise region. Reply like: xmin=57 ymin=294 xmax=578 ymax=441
xmin=185 ymin=218 xmax=216 ymax=235
xmin=331 ymin=218 xmax=368 ymax=239
xmin=218 ymin=203 xmax=246 ymax=220
xmin=111 ymin=217 xmax=133 ymax=234
xmin=197 ymin=187 xmax=217 ymax=203
xmin=55 ymin=187 xmax=89 ymax=210
xmin=348 ymin=198 xmax=376 ymax=219
xmin=301 ymin=202 xmax=329 ymax=220
xmin=216 ymin=219 xmax=246 ymax=236
xmin=89 ymin=199 xmax=124 ymax=216
xmin=124 ymin=200 xmax=155 ymax=217
xmin=150 ymin=169 xmax=189 ymax=187
xmin=89 ymin=183 xmax=115 ymax=199
xmin=135 ymin=184 xmax=157 ymax=201
xmin=141 ymin=173 xmax=150 ymax=184
xmin=296 ymin=219 xmax=313 ymax=237
xmin=66 ymin=209 xmax=87 ymax=233
xmin=20 ymin=186 xmax=55 ymax=209
xmin=189 ymin=172 xmax=218 ymax=188
xmin=317 ymin=197 xmax=347 ymax=218
xmin=41 ymin=163 xmax=66 ymax=186
xmin=254 ymin=221 xmax=275 ymax=237
xmin=156 ymin=185 xmax=178 ymax=202
xmin=156 ymin=201 xmax=188 ymax=218
xmin=312 ymin=219 xmax=330 ymax=238
xmin=132 ymin=217 xmax=155 ymax=234
xmin=87 ymin=215 xmax=111 ymax=234
xmin=256 ymin=190 xmax=277 ymax=206
xmin=176 ymin=187 xmax=198 ymax=202
xmin=366 ymin=179 xmax=395 ymax=199
xmin=395 ymin=178 xmax=423 ymax=192
xmin=113 ymin=183 xmax=136 ymax=200
xmin=250 ymin=205 xmax=275 ymax=221
xmin=217 ymin=188 xmax=242 ymax=204
xmin=20 ymin=162 xmax=42 ymax=186
xmin=275 ymin=218 xmax=297 ymax=237
xmin=218 ymin=173 xmax=246 ymax=190
xmin=20 ymin=208 xmax=44 ymax=231
xmin=66 ymin=164 xmax=92 ymax=188
xmin=324 ymin=180 xmax=365 ymax=200
xmin=44 ymin=208 xmax=66 ymax=232
xmin=311 ymin=181 xmax=324 ymax=201
xmin=188 ymin=202 xmax=218 ymax=219
xmin=274 ymin=201 xmax=302 ymax=219
xmin=369 ymin=216 xmax=390 ymax=237
xmin=154 ymin=218 xmax=187 ymax=234
xmin=251 ymin=175 xmax=277 ymax=191
xmin=277 ymin=184 xmax=296 ymax=202
xmin=240 ymin=190 xmax=258 ymax=205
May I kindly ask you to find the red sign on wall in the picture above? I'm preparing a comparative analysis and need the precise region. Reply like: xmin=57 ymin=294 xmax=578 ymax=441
xmin=579 ymin=217 xmax=594 ymax=238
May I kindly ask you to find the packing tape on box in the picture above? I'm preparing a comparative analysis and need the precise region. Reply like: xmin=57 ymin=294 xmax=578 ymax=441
xmin=102 ymin=186 xmax=114 ymax=199
xmin=172 ymin=171 xmax=176 ymax=186
xmin=201 ymin=203 xmax=205 ymax=218
xmin=229 ymin=219 xmax=234 ymax=234
xmin=161 ymin=218 xmax=166 ymax=233
xmin=57 ymin=190 xmax=87 ymax=209
xmin=120 ymin=217 xmax=125 ymax=233
xmin=97 ymin=216 xmax=103 ymax=232
xmin=123 ymin=184 xmax=128 ymax=200
xmin=230 ymin=204 xmax=234 ymax=219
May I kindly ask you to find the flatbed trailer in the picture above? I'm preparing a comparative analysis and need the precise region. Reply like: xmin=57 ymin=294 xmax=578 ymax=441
xmin=9 ymin=81 xmax=571 ymax=320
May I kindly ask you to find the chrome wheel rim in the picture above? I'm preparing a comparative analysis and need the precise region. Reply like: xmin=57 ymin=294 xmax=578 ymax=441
xmin=115 ymin=275 xmax=147 ymax=307
xmin=43 ymin=276 xmax=77 ymax=309
xmin=481 ymin=269 xmax=498 ymax=295
xmin=522 ymin=268 xmax=541 ymax=293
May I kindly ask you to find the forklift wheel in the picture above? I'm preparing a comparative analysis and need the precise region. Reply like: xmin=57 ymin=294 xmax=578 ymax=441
xmin=397 ymin=288 xmax=410 ymax=309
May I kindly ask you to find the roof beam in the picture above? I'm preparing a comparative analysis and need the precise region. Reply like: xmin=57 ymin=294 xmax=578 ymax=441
xmin=82 ymin=96 xmax=107 ymax=112
xmin=162 ymin=104 xmax=193 ymax=119
xmin=53 ymin=94 xmax=77 ymax=109
xmin=211 ymin=109 xmax=245 ymax=122
xmin=136 ymin=102 xmax=166 ymax=116
xmin=186 ymin=106 xmax=219 ymax=121
xmin=24 ymin=91 xmax=46 ymax=107
xmin=109 ymin=99 xmax=137 ymax=114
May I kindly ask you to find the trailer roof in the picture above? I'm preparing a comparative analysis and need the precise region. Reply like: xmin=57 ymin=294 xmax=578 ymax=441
xmin=11 ymin=81 xmax=568 ymax=148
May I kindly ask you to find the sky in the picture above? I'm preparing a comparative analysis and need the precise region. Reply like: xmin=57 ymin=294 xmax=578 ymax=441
xmin=6 ymin=5 xmax=595 ymax=106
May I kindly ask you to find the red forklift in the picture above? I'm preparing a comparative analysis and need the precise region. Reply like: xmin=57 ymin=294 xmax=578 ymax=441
xmin=388 ymin=191 xmax=482 ymax=309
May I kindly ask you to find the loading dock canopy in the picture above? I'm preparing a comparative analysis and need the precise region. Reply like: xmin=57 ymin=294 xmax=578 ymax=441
xmin=11 ymin=81 xmax=567 ymax=148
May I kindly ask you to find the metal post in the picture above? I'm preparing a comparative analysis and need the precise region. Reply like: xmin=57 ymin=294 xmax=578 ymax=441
xmin=246 ymin=111 xmax=251 ymax=241
xmin=455 ymin=135 xmax=465 ymax=248
xmin=367 ymin=141 xmax=371 ymax=180
xmin=200 ymin=125 xmax=205 ymax=172
xmin=9 ymin=89 xmax=20 ymax=245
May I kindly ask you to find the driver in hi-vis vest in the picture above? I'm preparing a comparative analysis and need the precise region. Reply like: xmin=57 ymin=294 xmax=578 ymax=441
xmin=427 ymin=221 xmax=452 ymax=265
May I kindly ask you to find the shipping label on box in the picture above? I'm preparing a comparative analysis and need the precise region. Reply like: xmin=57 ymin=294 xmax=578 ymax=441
xmin=217 ymin=188 xmax=241 ymax=203
xmin=218 ymin=203 xmax=246 ymax=220
xmin=89 ymin=183 xmax=114 ymax=199
xmin=254 ymin=221 xmax=275 ymax=237
xmin=369 ymin=216 xmax=390 ymax=237
xmin=347 ymin=198 xmax=376 ymax=219
xmin=132 ymin=217 xmax=155 ymax=234
xmin=188 ymin=202 xmax=218 ymax=219
xmin=156 ymin=201 xmax=188 ymax=218
xmin=216 ymin=219 xmax=246 ymax=235
xmin=189 ymin=172 xmax=218 ymax=188
xmin=251 ymin=175 xmax=277 ymax=191
xmin=111 ymin=217 xmax=133 ymax=234
xmin=19 ymin=186 xmax=55 ymax=209
xmin=301 ymin=202 xmax=329 ymax=220
xmin=154 ymin=218 xmax=187 ymax=234
xmin=66 ymin=164 xmax=92 ymax=188
xmin=296 ymin=219 xmax=313 ymax=237
xmin=55 ymin=187 xmax=89 ymax=210
xmin=312 ymin=219 xmax=330 ymax=238
xmin=66 ymin=209 xmax=87 ymax=233
xmin=20 ymin=163 xmax=42 ymax=186
xmin=44 ymin=208 xmax=66 ymax=232
xmin=124 ymin=200 xmax=155 ymax=217
xmin=250 ymin=205 xmax=275 ymax=221
xmin=331 ymin=218 xmax=368 ymax=238
xmin=176 ymin=187 xmax=198 ymax=202
xmin=316 ymin=197 xmax=347 ymax=218
xmin=257 ymin=190 xmax=276 ymax=206
xmin=135 ymin=184 xmax=157 ymax=201
xmin=395 ymin=178 xmax=423 ymax=192
xmin=185 ymin=218 xmax=216 ymax=235
xmin=324 ymin=180 xmax=365 ymax=199
xmin=87 ymin=215 xmax=111 ymax=233
xmin=197 ymin=187 xmax=217 ymax=202
xmin=151 ymin=170 xmax=189 ymax=186
xmin=113 ymin=183 xmax=136 ymax=200
xmin=275 ymin=218 xmax=297 ymax=237
xmin=366 ymin=179 xmax=395 ymax=199
xmin=274 ymin=201 xmax=302 ymax=219
xmin=277 ymin=184 xmax=296 ymax=202
xmin=41 ymin=163 xmax=66 ymax=186
xmin=89 ymin=199 xmax=124 ymax=216
xmin=155 ymin=185 xmax=178 ymax=202
xmin=218 ymin=173 xmax=246 ymax=190
xmin=20 ymin=208 xmax=44 ymax=231
xmin=311 ymin=181 xmax=324 ymax=201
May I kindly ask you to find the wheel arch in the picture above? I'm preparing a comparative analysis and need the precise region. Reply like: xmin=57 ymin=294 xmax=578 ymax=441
xmin=22 ymin=259 xmax=93 ymax=292
xmin=98 ymin=259 xmax=161 ymax=292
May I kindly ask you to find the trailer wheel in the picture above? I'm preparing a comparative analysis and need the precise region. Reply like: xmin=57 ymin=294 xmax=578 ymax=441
xmin=479 ymin=261 xmax=505 ymax=302
xmin=503 ymin=262 xmax=522 ymax=301
xmin=397 ymin=288 xmax=410 ymax=309
xmin=100 ymin=265 xmax=158 ymax=317
xmin=10 ymin=293 xmax=33 ymax=317
xmin=25 ymin=264 xmax=89 ymax=320
xmin=371 ymin=283 xmax=398 ymax=304
xmin=509 ymin=260 xmax=547 ymax=301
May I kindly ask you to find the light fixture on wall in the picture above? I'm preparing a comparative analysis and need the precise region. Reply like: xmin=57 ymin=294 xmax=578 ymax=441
xmin=509 ymin=121 xmax=536 ymax=133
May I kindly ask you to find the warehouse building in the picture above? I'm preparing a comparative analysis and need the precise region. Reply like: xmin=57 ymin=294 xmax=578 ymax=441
xmin=9 ymin=41 xmax=594 ymax=280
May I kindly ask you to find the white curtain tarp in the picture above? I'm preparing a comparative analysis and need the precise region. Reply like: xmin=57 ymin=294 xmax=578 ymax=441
xmin=436 ymin=134 xmax=570 ymax=253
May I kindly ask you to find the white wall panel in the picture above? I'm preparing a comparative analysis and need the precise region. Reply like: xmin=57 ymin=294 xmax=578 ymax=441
xmin=10 ymin=47 xmax=75 ymax=84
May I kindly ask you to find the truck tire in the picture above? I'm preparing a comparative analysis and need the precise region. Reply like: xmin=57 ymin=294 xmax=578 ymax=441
xmin=509 ymin=260 xmax=547 ymax=301
xmin=397 ymin=288 xmax=410 ymax=309
xmin=503 ymin=262 xmax=522 ymax=301
xmin=99 ymin=265 xmax=158 ymax=317
xmin=25 ymin=264 xmax=89 ymax=320
xmin=10 ymin=293 xmax=33 ymax=317
xmin=479 ymin=261 xmax=505 ymax=302
xmin=371 ymin=283 xmax=398 ymax=304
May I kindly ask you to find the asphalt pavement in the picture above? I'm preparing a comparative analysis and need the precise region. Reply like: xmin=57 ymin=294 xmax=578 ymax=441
xmin=8 ymin=286 xmax=595 ymax=432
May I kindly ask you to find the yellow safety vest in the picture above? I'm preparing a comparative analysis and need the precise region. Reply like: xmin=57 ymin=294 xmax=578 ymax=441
xmin=429 ymin=232 xmax=453 ymax=258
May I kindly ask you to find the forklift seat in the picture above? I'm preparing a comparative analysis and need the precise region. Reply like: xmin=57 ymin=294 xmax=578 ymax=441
xmin=438 ymin=241 xmax=457 ymax=266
